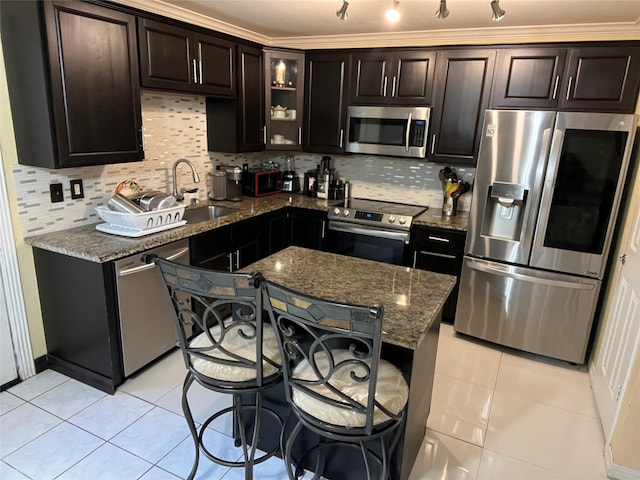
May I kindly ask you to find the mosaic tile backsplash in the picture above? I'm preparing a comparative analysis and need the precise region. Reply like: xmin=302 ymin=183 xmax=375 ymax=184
xmin=12 ymin=91 xmax=475 ymax=236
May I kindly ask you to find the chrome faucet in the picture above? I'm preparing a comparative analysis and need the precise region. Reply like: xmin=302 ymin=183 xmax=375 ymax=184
xmin=172 ymin=159 xmax=201 ymax=202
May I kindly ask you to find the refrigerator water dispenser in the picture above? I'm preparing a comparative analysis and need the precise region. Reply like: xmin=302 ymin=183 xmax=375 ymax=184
xmin=480 ymin=182 xmax=528 ymax=241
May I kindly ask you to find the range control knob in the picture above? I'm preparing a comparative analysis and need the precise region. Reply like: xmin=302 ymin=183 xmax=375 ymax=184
xmin=343 ymin=209 xmax=350 ymax=217
xmin=332 ymin=207 xmax=341 ymax=216
xmin=388 ymin=215 xmax=396 ymax=223
xmin=398 ymin=216 xmax=407 ymax=225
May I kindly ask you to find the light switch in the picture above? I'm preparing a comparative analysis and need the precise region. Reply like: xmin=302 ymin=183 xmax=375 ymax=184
xmin=70 ymin=179 xmax=84 ymax=199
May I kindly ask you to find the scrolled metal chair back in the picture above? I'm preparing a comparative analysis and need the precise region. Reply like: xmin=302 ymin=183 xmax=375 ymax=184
xmin=155 ymin=259 xmax=278 ymax=389
xmin=263 ymin=280 xmax=399 ymax=436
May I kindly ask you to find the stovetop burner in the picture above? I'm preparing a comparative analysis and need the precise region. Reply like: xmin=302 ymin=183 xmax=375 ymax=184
xmin=329 ymin=198 xmax=428 ymax=230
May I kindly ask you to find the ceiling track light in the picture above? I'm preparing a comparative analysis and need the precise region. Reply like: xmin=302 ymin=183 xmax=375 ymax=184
xmin=435 ymin=0 xmax=449 ymax=19
xmin=336 ymin=0 xmax=349 ymax=20
xmin=386 ymin=0 xmax=400 ymax=22
xmin=491 ymin=0 xmax=506 ymax=21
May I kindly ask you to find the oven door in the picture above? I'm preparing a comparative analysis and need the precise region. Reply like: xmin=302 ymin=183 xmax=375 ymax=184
xmin=328 ymin=221 xmax=410 ymax=265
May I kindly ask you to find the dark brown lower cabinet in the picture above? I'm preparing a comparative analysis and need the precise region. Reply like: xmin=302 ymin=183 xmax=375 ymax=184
xmin=412 ymin=226 xmax=466 ymax=322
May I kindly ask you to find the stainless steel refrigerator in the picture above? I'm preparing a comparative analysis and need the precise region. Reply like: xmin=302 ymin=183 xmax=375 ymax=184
xmin=455 ymin=110 xmax=638 ymax=363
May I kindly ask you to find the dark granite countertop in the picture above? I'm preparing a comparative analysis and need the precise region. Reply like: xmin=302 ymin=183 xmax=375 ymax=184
xmin=243 ymin=246 xmax=456 ymax=350
xmin=24 ymin=193 xmax=468 ymax=263
xmin=413 ymin=209 xmax=469 ymax=231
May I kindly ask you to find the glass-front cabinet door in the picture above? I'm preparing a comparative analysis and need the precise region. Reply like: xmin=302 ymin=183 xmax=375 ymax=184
xmin=264 ymin=49 xmax=304 ymax=150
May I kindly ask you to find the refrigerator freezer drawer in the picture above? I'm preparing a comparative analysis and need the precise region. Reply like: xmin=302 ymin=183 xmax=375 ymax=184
xmin=454 ymin=257 xmax=600 ymax=363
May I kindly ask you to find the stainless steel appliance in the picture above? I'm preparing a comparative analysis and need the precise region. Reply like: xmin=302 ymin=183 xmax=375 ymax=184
xmin=225 ymin=165 xmax=243 ymax=201
xmin=455 ymin=110 xmax=638 ymax=363
xmin=282 ymin=156 xmax=300 ymax=193
xmin=345 ymin=106 xmax=430 ymax=158
xmin=114 ymin=240 xmax=190 ymax=376
xmin=328 ymin=199 xmax=428 ymax=265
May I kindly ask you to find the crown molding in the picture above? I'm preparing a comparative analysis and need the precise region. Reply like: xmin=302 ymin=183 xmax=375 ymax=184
xmin=112 ymin=0 xmax=640 ymax=49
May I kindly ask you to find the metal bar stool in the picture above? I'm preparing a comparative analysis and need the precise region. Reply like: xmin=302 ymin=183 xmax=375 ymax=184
xmin=154 ymin=259 xmax=283 ymax=480
xmin=262 ymin=279 xmax=409 ymax=480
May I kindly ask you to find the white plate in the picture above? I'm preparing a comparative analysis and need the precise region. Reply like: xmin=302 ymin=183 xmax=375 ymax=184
xmin=96 ymin=220 xmax=187 ymax=237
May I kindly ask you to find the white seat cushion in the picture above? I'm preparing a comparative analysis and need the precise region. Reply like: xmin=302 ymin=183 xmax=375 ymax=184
xmin=189 ymin=322 xmax=281 ymax=382
xmin=291 ymin=349 xmax=408 ymax=427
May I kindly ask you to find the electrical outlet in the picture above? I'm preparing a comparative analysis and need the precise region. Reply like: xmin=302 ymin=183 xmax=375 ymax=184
xmin=50 ymin=183 xmax=63 ymax=203
xmin=70 ymin=179 xmax=84 ymax=199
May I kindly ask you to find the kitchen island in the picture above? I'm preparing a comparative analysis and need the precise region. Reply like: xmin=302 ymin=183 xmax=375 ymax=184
xmin=242 ymin=246 xmax=456 ymax=480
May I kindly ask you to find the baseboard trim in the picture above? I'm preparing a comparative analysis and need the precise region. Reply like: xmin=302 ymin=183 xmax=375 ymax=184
xmin=605 ymin=444 xmax=640 ymax=480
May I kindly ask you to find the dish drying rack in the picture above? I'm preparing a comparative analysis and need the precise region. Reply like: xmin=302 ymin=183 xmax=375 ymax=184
xmin=95 ymin=204 xmax=186 ymax=237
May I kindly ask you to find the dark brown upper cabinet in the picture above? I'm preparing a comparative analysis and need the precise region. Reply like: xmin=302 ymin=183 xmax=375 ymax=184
xmin=351 ymin=50 xmax=436 ymax=105
xmin=138 ymin=18 xmax=236 ymax=97
xmin=264 ymin=49 xmax=305 ymax=150
xmin=1 ymin=0 xmax=143 ymax=168
xmin=304 ymin=51 xmax=351 ymax=154
xmin=492 ymin=48 xmax=567 ymax=109
xmin=207 ymin=45 xmax=264 ymax=152
xmin=429 ymin=49 xmax=496 ymax=166
xmin=559 ymin=46 xmax=640 ymax=112
xmin=492 ymin=44 xmax=640 ymax=112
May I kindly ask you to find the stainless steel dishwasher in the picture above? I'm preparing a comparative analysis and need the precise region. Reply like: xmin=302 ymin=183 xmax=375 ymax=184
xmin=114 ymin=239 xmax=190 ymax=377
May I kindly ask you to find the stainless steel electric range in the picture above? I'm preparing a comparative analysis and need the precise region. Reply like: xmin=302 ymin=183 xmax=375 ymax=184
xmin=327 ymin=198 xmax=428 ymax=265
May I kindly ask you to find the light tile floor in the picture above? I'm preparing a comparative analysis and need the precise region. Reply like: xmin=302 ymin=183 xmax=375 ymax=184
xmin=1 ymin=324 xmax=607 ymax=479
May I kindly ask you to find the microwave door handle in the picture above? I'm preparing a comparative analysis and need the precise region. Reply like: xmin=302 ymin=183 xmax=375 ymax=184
xmin=405 ymin=113 xmax=412 ymax=152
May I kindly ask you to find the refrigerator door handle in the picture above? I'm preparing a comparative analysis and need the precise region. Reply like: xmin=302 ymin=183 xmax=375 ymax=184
xmin=532 ymin=127 xmax=564 ymax=251
xmin=466 ymin=258 xmax=596 ymax=290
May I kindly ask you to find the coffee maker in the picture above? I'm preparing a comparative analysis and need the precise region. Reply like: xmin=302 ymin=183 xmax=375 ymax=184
xmin=316 ymin=156 xmax=334 ymax=199
xmin=282 ymin=156 xmax=300 ymax=193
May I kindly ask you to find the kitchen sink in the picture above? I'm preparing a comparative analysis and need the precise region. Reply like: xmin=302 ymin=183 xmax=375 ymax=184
xmin=183 ymin=205 xmax=239 ymax=223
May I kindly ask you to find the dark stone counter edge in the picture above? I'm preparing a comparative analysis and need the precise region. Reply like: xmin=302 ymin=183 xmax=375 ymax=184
xmin=24 ymin=194 xmax=468 ymax=263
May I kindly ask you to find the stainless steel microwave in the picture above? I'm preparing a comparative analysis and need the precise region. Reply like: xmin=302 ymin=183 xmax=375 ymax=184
xmin=345 ymin=105 xmax=430 ymax=158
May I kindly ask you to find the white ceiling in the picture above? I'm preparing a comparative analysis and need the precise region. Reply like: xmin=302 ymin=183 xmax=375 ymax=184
xmin=116 ymin=0 xmax=640 ymax=48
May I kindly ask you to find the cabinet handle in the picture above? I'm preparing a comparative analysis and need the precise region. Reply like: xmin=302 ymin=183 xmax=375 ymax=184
xmin=198 ymin=59 xmax=203 ymax=85
xmin=419 ymin=250 xmax=456 ymax=260
xmin=391 ymin=76 xmax=397 ymax=97
xmin=235 ymin=249 xmax=241 ymax=270
xmin=383 ymin=76 xmax=388 ymax=97
xmin=552 ymin=75 xmax=559 ymax=100
xmin=412 ymin=250 xmax=418 ymax=269
xmin=430 ymin=134 xmax=436 ymax=155
xmin=405 ymin=113 xmax=412 ymax=152
xmin=566 ymin=76 xmax=573 ymax=100
xmin=428 ymin=235 xmax=450 ymax=243
xmin=321 ymin=220 xmax=326 ymax=239
xmin=298 ymin=127 xmax=302 ymax=145
xmin=263 ymin=125 xmax=267 ymax=145
xmin=192 ymin=58 xmax=198 ymax=84
xmin=227 ymin=252 xmax=234 ymax=272
xmin=138 ymin=127 xmax=144 ymax=149
xmin=339 ymin=128 xmax=344 ymax=148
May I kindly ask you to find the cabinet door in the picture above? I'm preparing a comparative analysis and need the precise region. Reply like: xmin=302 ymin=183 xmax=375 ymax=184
xmin=265 ymin=49 xmax=305 ymax=150
xmin=305 ymin=52 xmax=350 ymax=153
xmin=390 ymin=51 xmax=436 ymax=105
xmin=291 ymin=209 xmax=328 ymax=251
xmin=206 ymin=45 xmax=263 ymax=152
xmin=138 ymin=18 xmax=193 ymax=91
xmin=238 ymin=45 xmax=264 ymax=151
xmin=193 ymin=33 xmax=235 ymax=97
xmin=42 ymin=1 xmax=143 ymax=167
xmin=430 ymin=50 xmax=496 ymax=166
xmin=266 ymin=210 xmax=291 ymax=255
xmin=351 ymin=52 xmax=390 ymax=104
xmin=491 ymin=48 xmax=567 ymax=109
xmin=232 ymin=217 xmax=264 ymax=270
xmin=560 ymin=46 xmax=640 ymax=112
xmin=190 ymin=226 xmax=232 ymax=271
xmin=412 ymin=226 xmax=466 ymax=322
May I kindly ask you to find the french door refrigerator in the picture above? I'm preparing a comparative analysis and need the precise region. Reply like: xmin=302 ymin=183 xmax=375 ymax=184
xmin=455 ymin=110 xmax=637 ymax=363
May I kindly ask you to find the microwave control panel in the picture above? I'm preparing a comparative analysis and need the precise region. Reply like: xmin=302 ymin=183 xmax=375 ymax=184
xmin=409 ymin=120 xmax=427 ymax=147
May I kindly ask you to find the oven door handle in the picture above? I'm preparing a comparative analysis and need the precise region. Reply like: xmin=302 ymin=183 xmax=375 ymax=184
xmin=328 ymin=221 xmax=410 ymax=244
